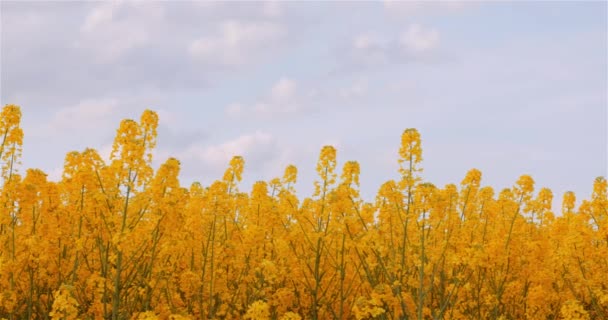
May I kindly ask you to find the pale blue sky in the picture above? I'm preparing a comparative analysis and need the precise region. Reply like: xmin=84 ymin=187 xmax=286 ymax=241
xmin=1 ymin=1 xmax=606 ymax=210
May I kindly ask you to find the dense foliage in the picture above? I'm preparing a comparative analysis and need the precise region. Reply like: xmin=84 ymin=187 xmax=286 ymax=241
xmin=0 ymin=105 xmax=606 ymax=320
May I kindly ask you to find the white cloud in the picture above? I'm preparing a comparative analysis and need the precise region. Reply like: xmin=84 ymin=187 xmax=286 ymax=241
xmin=225 ymin=103 xmax=244 ymax=117
xmin=155 ymin=108 xmax=180 ymax=129
xmin=189 ymin=1 xmax=284 ymax=18
xmin=262 ymin=1 xmax=283 ymax=17
xmin=2 ymin=2 xmax=300 ymax=108
xmin=269 ymin=77 xmax=297 ymax=102
xmin=349 ymin=33 xmax=389 ymax=66
xmin=189 ymin=20 xmax=287 ymax=66
xmin=339 ymin=78 xmax=368 ymax=99
xmin=353 ymin=33 xmax=381 ymax=51
xmin=77 ymin=1 xmax=164 ymax=62
xmin=344 ymin=24 xmax=441 ymax=70
xmin=48 ymin=98 xmax=118 ymax=133
xmin=177 ymin=131 xmax=277 ymax=170
xmin=227 ymin=76 xmax=372 ymax=118
xmin=81 ymin=2 xmax=115 ymax=32
xmin=400 ymin=24 xmax=440 ymax=54
xmin=383 ymin=1 xmax=469 ymax=16
xmin=227 ymin=77 xmax=304 ymax=117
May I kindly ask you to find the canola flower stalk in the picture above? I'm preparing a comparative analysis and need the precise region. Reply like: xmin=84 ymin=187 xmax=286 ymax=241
xmin=0 ymin=104 xmax=606 ymax=320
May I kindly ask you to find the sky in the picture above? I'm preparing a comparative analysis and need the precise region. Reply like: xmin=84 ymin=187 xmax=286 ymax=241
xmin=1 ymin=1 xmax=607 ymax=210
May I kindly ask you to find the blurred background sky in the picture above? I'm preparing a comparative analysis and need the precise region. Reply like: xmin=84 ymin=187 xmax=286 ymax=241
xmin=1 ymin=1 xmax=606 ymax=210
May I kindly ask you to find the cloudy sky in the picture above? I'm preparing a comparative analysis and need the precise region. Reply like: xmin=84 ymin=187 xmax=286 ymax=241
xmin=1 ymin=1 xmax=606 ymax=208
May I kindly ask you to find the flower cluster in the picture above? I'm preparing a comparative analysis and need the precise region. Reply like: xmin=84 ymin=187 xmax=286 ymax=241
xmin=0 ymin=104 xmax=606 ymax=319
